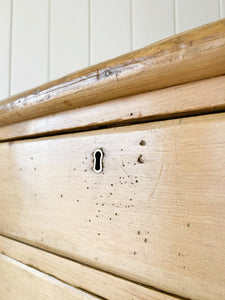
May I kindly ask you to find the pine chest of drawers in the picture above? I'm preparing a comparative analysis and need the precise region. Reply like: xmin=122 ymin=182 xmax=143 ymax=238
xmin=0 ymin=19 xmax=225 ymax=300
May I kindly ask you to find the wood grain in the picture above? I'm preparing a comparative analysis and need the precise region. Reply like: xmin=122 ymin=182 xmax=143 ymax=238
xmin=0 ymin=235 xmax=178 ymax=300
xmin=1 ymin=75 xmax=225 ymax=141
xmin=0 ymin=254 xmax=98 ymax=300
xmin=0 ymin=113 xmax=225 ymax=299
xmin=0 ymin=19 xmax=225 ymax=126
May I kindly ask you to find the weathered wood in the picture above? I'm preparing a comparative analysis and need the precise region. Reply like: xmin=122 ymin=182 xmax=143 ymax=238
xmin=0 ymin=113 xmax=225 ymax=299
xmin=0 ymin=19 xmax=225 ymax=126
xmin=1 ymin=75 xmax=225 ymax=141
xmin=0 ymin=235 xmax=178 ymax=300
xmin=0 ymin=254 xmax=98 ymax=300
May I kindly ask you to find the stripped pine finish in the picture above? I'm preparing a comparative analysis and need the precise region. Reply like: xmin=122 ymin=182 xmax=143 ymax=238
xmin=1 ymin=74 xmax=225 ymax=141
xmin=0 ymin=113 xmax=225 ymax=299
xmin=1 ymin=19 xmax=225 ymax=300
xmin=0 ymin=235 xmax=179 ymax=300
xmin=0 ymin=19 xmax=225 ymax=126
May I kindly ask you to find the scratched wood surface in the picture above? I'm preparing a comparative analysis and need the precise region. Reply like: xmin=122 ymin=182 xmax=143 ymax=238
xmin=0 ymin=254 xmax=99 ymax=300
xmin=0 ymin=19 xmax=225 ymax=126
xmin=0 ymin=113 xmax=225 ymax=299
xmin=0 ymin=235 xmax=179 ymax=300
xmin=1 ymin=74 xmax=225 ymax=141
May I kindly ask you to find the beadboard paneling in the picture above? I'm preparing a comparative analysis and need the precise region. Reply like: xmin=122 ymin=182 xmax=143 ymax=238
xmin=0 ymin=0 xmax=11 ymax=100
xmin=176 ymin=0 xmax=220 ymax=32
xmin=11 ymin=0 xmax=48 ymax=95
xmin=132 ymin=0 xmax=175 ymax=49
xmin=50 ymin=0 xmax=89 ymax=80
xmin=90 ymin=0 xmax=131 ymax=65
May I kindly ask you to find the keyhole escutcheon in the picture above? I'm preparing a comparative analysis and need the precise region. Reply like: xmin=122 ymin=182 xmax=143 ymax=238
xmin=93 ymin=149 xmax=103 ymax=173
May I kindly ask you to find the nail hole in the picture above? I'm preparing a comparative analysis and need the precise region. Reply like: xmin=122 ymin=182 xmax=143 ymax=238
xmin=139 ymin=140 xmax=146 ymax=146
xmin=137 ymin=155 xmax=144 ymax=164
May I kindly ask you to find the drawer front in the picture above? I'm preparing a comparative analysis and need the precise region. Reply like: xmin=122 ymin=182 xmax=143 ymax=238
xmin=0 ymin=113 xmax=225 ymax=300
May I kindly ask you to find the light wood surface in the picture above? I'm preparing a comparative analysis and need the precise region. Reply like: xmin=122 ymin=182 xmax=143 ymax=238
xmin=0 ymin=235 xmax=178 ymax=300
xmin=1 ymin=74 xmax=225 ymax=141
xmin=0 ymin=19 xmax=225 ymax=126
xmin=0 ymin=254 xmax=99 ymax=300
xmin=0 ymin=113 xmax=225 ymax=299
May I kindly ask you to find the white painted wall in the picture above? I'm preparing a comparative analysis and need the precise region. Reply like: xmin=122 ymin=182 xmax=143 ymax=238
xmin=0 ymin=0 xmax=224 ymax=100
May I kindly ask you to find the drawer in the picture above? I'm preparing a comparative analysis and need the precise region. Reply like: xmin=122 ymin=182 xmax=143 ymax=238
xmin=0 ymin=112 xmax=225 ymax=300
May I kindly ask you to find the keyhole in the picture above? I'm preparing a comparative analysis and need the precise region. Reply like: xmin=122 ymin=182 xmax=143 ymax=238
xmin=93 ymin=149 xmax=103 ymax=173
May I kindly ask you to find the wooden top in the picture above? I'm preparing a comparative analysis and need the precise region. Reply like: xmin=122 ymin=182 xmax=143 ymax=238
xmin=1 ymin=18 xmax=225 ymax=127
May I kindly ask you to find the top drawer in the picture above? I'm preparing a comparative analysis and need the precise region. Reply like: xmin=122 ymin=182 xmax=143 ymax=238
xmin=0 ymin=112 xmax=225 ymax=300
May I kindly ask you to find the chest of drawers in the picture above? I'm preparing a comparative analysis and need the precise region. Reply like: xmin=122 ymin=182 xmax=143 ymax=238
xmin=0 ymin=19 xmax=225 ymax=300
